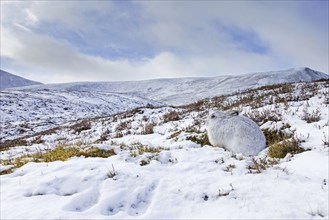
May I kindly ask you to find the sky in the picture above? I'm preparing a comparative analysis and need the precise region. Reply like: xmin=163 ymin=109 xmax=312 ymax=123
xmin=1 ymin=0 xmax=328 ymax=83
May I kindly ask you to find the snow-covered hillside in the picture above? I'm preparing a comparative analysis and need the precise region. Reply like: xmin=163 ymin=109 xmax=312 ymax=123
xmin=0 ymin=70 xmax=41 ymax=90
xmin=1 ymin=67 xmax=327 ymax=139
xmin=0 ymin=89 xmax=160 ymax=141
xmin=7 ymin=67 xmax=328 ymax=105
xmin=1 ymin=79 xmax=328 ymax=219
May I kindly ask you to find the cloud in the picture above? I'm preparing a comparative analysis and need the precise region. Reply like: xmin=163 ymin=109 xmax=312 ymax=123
xmin=141 ymin=1 xmax=328 ymax=69
xmin=1 ymin=1 xmax=328 ymax=83
xmin=1 ymin=27 xmax=194 ymax=82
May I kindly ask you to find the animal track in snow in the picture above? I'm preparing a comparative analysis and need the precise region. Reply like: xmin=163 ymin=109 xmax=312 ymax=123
xmin=63 ymin=183 xmax=101 ymax=212
xmin=100 ymin=181 xmax=158 ymax=216
xmin=127 ymin=181 xmax=158 ymax=216
xmin=23 ymin=175 xmax=78 ymax=197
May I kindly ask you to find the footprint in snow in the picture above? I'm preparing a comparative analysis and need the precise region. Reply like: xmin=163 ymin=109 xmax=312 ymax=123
xmin=127 ymin=181 xmax=158 ymax=216
xmin=100 ymin=181 xmax=158 ymax=216
xmin=63 ymin=183 xmax=100 ymax=212
xmin=100 ymin=189 xmax=128 ymax=216
xmin=23 ymin=176 xmax=78 ymax=197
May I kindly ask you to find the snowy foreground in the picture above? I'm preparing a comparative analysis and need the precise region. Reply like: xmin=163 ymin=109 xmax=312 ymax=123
xmin=1 ymin=148 xmax=328 ymax=219
xmin=1 ymin=81 xmax=329 ymax=219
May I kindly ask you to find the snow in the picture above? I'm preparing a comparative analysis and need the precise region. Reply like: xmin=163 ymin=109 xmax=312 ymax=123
xmin=0 ymin=73 xmax=328 ymax=219
xmin=283 ymin=150 xmax=328 ymax=180
xmin=0 ymin=70 xmax=41 ymax=90
xmin=1 ymin=148 xmax=328 ymax=219
xmin=4 ymin=67 xmax=329 ymax=105
xmin=1 ymin=67 xmax=327 ymax=142
xmin=0 ymin=89 xmax=160 ymax=140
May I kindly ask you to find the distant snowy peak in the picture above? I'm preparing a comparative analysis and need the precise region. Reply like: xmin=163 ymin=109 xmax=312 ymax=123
xmin=229 ymin=67 xmax=328 ymax=88
xmin=290 ymin=67 xmax=328 ymax=81
xmin=0 ymin=70 xmax=42 ymax=90
xmin=245 ymin=67 xmax=328 ymax=82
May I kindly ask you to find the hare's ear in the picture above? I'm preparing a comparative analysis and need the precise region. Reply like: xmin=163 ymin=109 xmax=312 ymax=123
xmin=228 ymin=110 xmax=239 ymax=116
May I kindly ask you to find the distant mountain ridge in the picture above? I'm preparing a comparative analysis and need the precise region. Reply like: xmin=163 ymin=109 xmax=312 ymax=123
xmin=1 ymin=67 xmax=328 ymax=140
xmin=11 ymin=67 xmax=329 ymax=105
xmin=0 ymin=70 xmax=42 ymax=90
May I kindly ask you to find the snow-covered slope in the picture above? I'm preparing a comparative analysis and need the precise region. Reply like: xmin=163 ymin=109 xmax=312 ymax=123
xmin=1 ymin=67 xmax=327 ymax=140
xmin=1 ymin=80 xmax=328 ymax=219
xmin=11 ymin=67 xmax=328 ymax=105
xmin=0 ymin=70 xmax=42 ymax=90
xmin=0 ymin=89 xmax=160 ymax=140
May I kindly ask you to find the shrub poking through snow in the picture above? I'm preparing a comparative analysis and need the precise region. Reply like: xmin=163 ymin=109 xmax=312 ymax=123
xmin=261 ymin=124 xmax=305 ymax=158
xmin=116 ymin=120 xmax=131 ymax=132
xmin=142 ymin=122 xmax=155 ymax=134
xmin=97 ymin=130 xmax=110 ymax=142
xmin=301 ymin=107 xmax=321 ymax=123
xmin=244 ymin=108 xmax=282 ymax=125
xmin=0 ymin=139 xmax=29 ymax=151
xmin=139 ymin=155 xmax=158 ymax=166
xmin=70 ymin=120 xmax=92 ymax=133
xmin=186 ymin=133 xmax=210 ymax=147
xmin=323 ymin=133 xmax=329 ymax=147
xmin=79 ymin=147 xmax=116 ymax=158
xmin=0 ymin=146 xmax=116 ymax=175
xmin=267 ymin=137 xmax=305 ymax=158
xmin=262 ymin=126 xmax=293 ymax=147
xmin=247 ymin=157 xmax=278 ymax=173
xmin=123 ymin=141 xmax=168 ymax=160
xmin=107 ymin=164 xmax=117 ymax=179
xmin=163 ymin=111 xmax=180 ymax=123
xmin=224 ymin=163 xmax=236 ymax=173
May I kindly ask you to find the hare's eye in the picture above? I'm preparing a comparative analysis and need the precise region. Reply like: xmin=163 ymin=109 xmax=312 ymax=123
xmin=211 ymin=114 xmax=216 ymax=119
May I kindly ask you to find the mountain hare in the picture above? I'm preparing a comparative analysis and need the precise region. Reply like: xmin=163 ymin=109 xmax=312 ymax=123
xmin=206 ymin=110 xmax=266 ymax=156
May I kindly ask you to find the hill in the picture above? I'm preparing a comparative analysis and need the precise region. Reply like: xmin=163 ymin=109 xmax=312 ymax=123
xmin=0 ymin=79 xmax=328 ymax=219
xmin=1 ymin=67 xmax=328 ymax=141
xmin=12 ymin=67 xmax=328 ymax=105
xmin=0 ymin=70 xmax=42 ymax=90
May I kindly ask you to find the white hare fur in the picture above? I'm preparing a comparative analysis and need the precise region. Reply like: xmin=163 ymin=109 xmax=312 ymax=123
xmin=206 ymin=110 xmax=266 ymax=156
